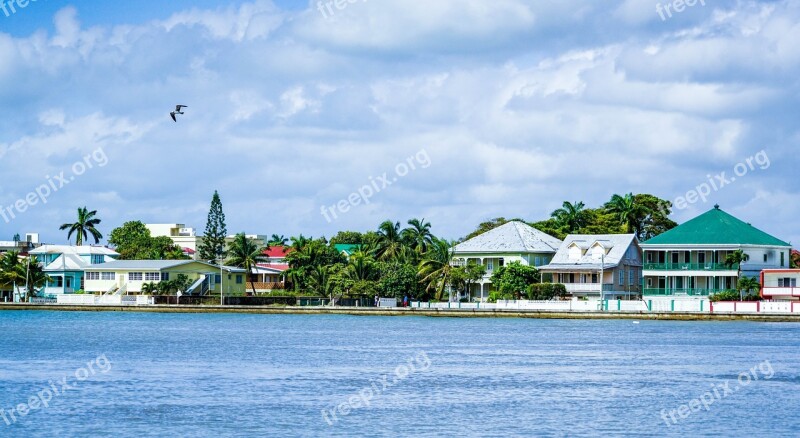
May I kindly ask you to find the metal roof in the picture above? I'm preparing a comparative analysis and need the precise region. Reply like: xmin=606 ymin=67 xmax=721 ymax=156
xmin=454 ymin=221 xmax=561 ymax=254
xmin=540 ymin=234 xmax=638 ymax=271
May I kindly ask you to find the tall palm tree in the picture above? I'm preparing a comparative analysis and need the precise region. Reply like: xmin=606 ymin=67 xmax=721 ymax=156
xmin=725 ymin=249 xmax=750 ymax=299
xmin=375 ymin=220 xmax=406 ymax=261
xmin=21 ymin=258 xmax=50 ymax=301
xmin=59 ymin=207 xmax=103 ymax=245
xmin=551 ymin=201 xmax=587 ymax=233
xmin=269 ymin=234 xmax=289 ymax=246
xmin=604 ymin=193 xmax=647 ymax=234
xmin=402 ymin=218 xmax=434 ymax=254
xmin=418 ymin=237 xmax=457 ymax=301
xmin=226 ymin=233 xmax=267 ymax=295
xmin=737 ymin=276 xmax=760 ymax=300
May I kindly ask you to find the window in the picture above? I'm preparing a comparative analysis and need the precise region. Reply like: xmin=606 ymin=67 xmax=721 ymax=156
xmin=781 ymin=252 xmax=785 ymax=267
xmin=161 ymin=273 xmax=169 ymax=281
xmin=101 ymin=272 xmax=115 ymax=280
xmin=144 ymin=272 xmax=161 ymax=281
xmin=671 ymin=252 xmax=679 ymax=264
xmin=778 ymin=278 xmax=797 ymax=287
xmin=86 ymin=272 xmax=100 ymax=280
xmin=698 ymin=253 xmax=706 ymax=264
xmin=591 ymin=273 xmax=598 ymax=283
xmin=487 ymin=261 xmax=493 ymax=271
xmin=618 ymin=270 xmax=624 ymax=285
xmin=764 ymin=254 xmax=768 ymax=262
xmin=236 ymin=275 xmax=243 ymax=284
xmin=498 ymin=258 xmax=505 ymax=267
xmin=91 ymin=255 xmax=104 ymax=264
xmin=215 ymin=274 xmax=221 ymax=284
xmin=629 ymin=269 xmax=634 ymax=284
xmin=129 ymin=272 xmax=143 ymax=281
xmin=534 ymin=257 xmax=540 ymax=266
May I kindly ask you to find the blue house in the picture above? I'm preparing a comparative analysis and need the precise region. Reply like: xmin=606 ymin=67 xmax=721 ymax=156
xmin=29 ymin=245 xmax=119 ymax=297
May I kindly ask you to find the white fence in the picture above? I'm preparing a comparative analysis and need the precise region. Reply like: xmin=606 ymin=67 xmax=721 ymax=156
xmin=56 ymin=295 xmax=154 ymax=306
xmin=411 ymin=298 xmax=800 ymax=314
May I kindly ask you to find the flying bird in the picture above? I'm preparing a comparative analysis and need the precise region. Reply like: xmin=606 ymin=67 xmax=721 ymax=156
xmin=170 ymin=105 xmax=188 ymax=122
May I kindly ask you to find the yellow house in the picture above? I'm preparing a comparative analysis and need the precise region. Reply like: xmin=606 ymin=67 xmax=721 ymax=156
xmin=83 ymin=260 xmax=247 ymax=295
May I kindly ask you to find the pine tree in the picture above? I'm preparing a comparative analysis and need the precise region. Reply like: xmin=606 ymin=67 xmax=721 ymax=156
xmin=198 ymin=190 xmax=228 ymax=262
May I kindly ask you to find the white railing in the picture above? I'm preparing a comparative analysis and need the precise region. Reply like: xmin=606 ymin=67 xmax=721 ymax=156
xmin=56 ymin=294 xmax=154 ymax=306
xmin=563 ymin=283 xmax=602 ymax=293
xmin=762 ymin=287 xmax=800 ymax=297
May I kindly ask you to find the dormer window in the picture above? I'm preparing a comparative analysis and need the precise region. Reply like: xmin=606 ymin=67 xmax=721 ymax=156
xmin=568 ymin=245 xmax=581 ymax=261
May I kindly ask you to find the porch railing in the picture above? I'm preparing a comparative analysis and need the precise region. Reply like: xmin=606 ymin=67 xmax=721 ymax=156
xmin=643 ymin=263 xmax=738 ymax=271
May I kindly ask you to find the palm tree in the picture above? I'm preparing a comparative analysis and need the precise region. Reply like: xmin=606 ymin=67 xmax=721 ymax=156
xmin=551 ymin=201 xmax=587 ymax=233
xmin=21 ymin=258 xmax=50 ymax=301
xmin=604 ymin=193 xmax=647 ymax=234
xmin=0 ymin=252 xmax=25 ymax=300
xmin=59 ymin=207 xmax=103 ymax=245
xmin=269 ymin=234 xmax=289 ymax=246
xmin=141 ymin=282 xmax=159 ymax=295
xmin=402 ymin=218 xmax=434 ymax=254
xmin=725 ymin=249 xmax=750 ymax=299
xmin=347 ymin=251 xmax=378 ymax=281
xmin=375 ymin=220 xmax=406 ymax=261
xmin=226 ymin=233 xmax=266 ymax=296
xmin=418 ymin=237 xmax=457 ymax=301
xmin=737 ymin=276 xmax=760 ymax=300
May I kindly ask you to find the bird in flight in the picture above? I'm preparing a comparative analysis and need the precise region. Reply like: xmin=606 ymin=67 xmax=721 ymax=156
xmin=170 ymin=105 xmax=188 ymax=122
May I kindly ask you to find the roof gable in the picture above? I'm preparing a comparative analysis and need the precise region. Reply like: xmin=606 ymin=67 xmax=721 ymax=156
xmin=454 ymin=221 xmax=562 ymax=254
xmin=544 ymin=234 xmax=637 ymax=268
xmin=642 ymin=207 xmax=790 ymax=247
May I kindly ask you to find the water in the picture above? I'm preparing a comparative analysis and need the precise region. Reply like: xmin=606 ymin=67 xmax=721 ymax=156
xmin=1 ymin=311 xmax=799 ymax=437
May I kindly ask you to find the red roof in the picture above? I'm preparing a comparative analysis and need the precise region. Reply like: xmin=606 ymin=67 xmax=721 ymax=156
xmin=182 ymin=247 xmax=196 ymax=254
xmin=263 ymin=245 xmax=292 ymax=258
xmin=256 ymin=263 xmax=289 ymax=272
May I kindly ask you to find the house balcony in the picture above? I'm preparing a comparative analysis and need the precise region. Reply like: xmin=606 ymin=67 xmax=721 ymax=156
xmin=562 ymin=283 xmax=618 ymax=294
xmin=643 ymin=263 xmax=738 ymax=271
xmin=643 ymin=288 xmax=726 ymax=296
xmin=762 ymin=287 xmax=800 ymax=297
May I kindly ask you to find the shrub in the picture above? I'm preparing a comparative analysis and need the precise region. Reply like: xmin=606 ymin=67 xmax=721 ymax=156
xmin=527 ymin=283 xmax=568 ymax=300
xmin=709 ymin=290 xmax=739 ymax=302
xmin=487 ymin=291 xmax=514 ymax=303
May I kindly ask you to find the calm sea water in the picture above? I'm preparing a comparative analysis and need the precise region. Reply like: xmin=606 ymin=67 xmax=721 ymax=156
xmin=1 ymin=311 xmax=799 ymax=437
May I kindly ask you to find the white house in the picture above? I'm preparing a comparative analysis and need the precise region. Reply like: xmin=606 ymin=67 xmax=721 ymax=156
xmin=452 ymin=221 xmax=562 ymax=301
xmin=760 ymin=269 xmax=800 ymax=301
xmin=539 ymin=234 xmax=642 ymax=300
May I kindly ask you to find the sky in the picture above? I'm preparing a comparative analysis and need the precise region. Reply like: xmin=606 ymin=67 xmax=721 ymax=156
xmin=0 ymin=0 xmax=798 ymax=246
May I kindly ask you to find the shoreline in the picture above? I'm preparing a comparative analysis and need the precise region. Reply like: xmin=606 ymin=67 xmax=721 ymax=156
xmin=2 ymin=303 xmax=800 ymax=321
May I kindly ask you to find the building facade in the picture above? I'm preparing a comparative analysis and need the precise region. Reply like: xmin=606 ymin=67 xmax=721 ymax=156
xmin=83 ymin=260 xmax=246 ymax=295
xmin=760 ymin=269 xmax=800 ymax=301
xmin=539 ymin=234 xmax=642 ymax=300
xmin=641 ymin=206 xmax=792 ymax=298
xmin=452 ymin=221 xmax=562 ymax=301
xmin=29 ymin=245 xmax=119 ymax=297
xmin=145 ymin=224 xmax=203 ymax=259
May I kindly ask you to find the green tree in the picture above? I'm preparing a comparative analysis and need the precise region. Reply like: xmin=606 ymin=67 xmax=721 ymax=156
xmin=725 ymin=249 xmax=750 ymax=299
xmin=632 ymin=194 xmax=678 ymax=240
xmin=59 ymin=207 xmax=103 ymax=245
xmin=791 ymin=251 xmax=799 ymax=269
xmin=417 ymin=237 xmax=457 ymax=301
xmin=21 ymin=257 xmax=50 ymax=301
xmin=604 ymin=193 xmax=648 ymax=235
xmin=375 ymin=220 xmax=406 ymax=262
xmin=551 ymin=201 xmax=588 ymax=233
xmin=737 ymin=276 xmax=760 ymax=300
xmin=198 ymin=190 xmax=228 ymax=262
xmin=141 ymin=282 xmax=159 ymax=294
xmin=490 ymin=261 xmax=540 ymax=299
xmin=226 ymin=233 xmax=267 ymax=295
xmin=268 ymin=234 xmax=289 ymax=246
xmin=379 ymin=262 xmax=419 ymax=301
xmin=0 ymin=252 xmax=25 ymax=299
xmin=402 ymin=218 xmax=434 ymax=254
xmin=109 ymin=221 xmax=187 ymax=260
xmin=329 ymin=231 xmax=364 ymax=245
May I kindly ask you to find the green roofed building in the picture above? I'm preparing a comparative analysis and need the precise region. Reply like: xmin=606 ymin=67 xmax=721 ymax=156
xmin=641 ymin=205 xmax=792 ymax=297
xmin=334 ymin=244 xmax=362 ymax=258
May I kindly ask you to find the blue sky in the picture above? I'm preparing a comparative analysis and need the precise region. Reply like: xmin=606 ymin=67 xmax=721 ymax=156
xmin=0 ymin=0 xmax=798 ymax=246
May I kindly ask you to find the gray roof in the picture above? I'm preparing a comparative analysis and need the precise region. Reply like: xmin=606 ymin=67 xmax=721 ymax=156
xmin=540 ymin=234 xmax=638 ymax=271
xmin=85 ymin=260 xmax=245 ymax=272
xmin=454 ymin=221 xmax=562 ymax=254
